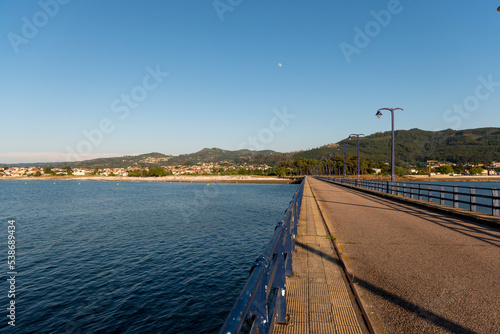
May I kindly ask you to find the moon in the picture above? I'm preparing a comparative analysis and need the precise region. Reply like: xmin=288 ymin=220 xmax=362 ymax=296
xmin=278 ymin=63 xmax=282 ymax=67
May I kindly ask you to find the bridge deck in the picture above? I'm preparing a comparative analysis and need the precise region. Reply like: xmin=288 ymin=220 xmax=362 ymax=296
xmin=274 ymin=179 xmax=367 ymax=334
xmin=306 ymin=177 xmax=500 ymax=334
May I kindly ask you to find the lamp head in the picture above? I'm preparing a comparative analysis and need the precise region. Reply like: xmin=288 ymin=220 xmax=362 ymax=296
xmin=376 ymin=110 xmax=383 ymax=118
xmin=498 ymin=6 xmax=500 ymax=11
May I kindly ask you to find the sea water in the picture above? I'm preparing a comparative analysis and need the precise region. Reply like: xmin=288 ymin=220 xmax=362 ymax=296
xmin=0 ymin=180 xmax=299 ymax=333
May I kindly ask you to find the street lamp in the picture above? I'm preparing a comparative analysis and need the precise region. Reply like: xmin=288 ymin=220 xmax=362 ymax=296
xmin=328 ymin=154 xmax=333 ymax=179
xmin=337 ymin=146 xmax=346 ymax=179
xmin=349 ymin=134 xmax=365 ymax=183
xmin=333 ymin=152 xmax=337 ymax=180
xmin=376 ymin=107 xmax=403 ymax=183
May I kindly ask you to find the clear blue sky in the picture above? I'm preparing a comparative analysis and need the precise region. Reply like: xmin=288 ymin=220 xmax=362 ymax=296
xmin=1 ymin=0 xmax=500 ymax=163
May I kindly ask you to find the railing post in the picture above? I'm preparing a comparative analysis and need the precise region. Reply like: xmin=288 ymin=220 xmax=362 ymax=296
xmin=470 ymin=187 xmax=476 ymax=212
xmin=453 ymin=186 xmax=459 ymax=208
xmin=428 ymin=185 xmax=432 ymax=203
xmin=492 ymin=189 xmax=499 ymax=216
xmin=284 ymin=220 xmax=293 ymax=277
xmin=291 ymin=210 xmax=297 ymax=253
xmin=249 ymin=256 xmax=270 ymax=333
xmin=419 ymin=184 xmax=422 ymax=200
xmin=440 ymin=186 xmax=445 ymax=205
xmin=275 ymin=241 xmax=288 ymax=324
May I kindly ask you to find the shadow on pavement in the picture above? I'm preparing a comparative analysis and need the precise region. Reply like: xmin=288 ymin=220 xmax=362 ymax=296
xmin=353 ymin=277 xmax=476 ymax=334
xmin=315 ymin=181 xmax=500 ymax=248
xmin=296 ymin=239 xmax=476 ymax=334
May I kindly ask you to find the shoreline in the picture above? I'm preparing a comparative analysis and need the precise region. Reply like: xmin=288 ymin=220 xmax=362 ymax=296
xmin=4 ymin=174 xmax=500 ymax=183
xmin=0 ymin=175 xmax=301 ymax=184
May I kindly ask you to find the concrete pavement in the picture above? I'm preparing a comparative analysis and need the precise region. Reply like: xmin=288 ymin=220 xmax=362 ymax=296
xmin=308 ymin=177 xmax=500 ymax=334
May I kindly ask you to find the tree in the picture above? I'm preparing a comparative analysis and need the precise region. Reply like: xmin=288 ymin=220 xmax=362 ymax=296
xmin=34 ymin=171 xmax=42 ymax=177
xmin=380 ymin=165 xmax=390 ymax=175
xmin=43 ymin=167 xmax=52 ymax=175
xmin=127 ymin=169 xmax=142 ymax=177
xmin=149 ymin=167 xmax=167 ymax=177
xmin=470 ymin=167 xmax=484 ymax=175
xmin=279 ymin=161 xmax=293 ymax=168
xmin=275 ymin=167 xmax=287 ymax=177
xmin=453 ymin=164 xmax=465 ymax=174
xmin=395 ymin=166 xmax=408 ymax=177
xmin=63 ymin=165 xmax=73 ymax=175
xmin=438 ymin=165 xmax=454 ymax=174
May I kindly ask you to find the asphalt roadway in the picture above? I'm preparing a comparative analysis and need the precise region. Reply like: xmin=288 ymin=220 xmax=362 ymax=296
xmin=308 ymin=178 xmax=500 ymax=334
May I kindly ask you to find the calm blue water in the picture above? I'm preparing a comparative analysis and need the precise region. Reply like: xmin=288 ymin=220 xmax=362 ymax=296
xmin=0 ymin=180 xmax=299 ymax=333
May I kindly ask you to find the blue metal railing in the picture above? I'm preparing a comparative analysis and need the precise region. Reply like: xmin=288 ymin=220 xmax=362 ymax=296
xmin=316 ymin=176 xmax=500 ymax=216
xmin=219 ymin=177 xmax=305 ymax=334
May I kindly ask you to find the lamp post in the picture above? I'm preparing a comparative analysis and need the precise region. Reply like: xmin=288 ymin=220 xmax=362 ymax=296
xmin=349 ymin=134 xmax=365 ymax=183
xmin=328 ymin=156 xmax=331 ymax=178
xmin=326 ymin=158 xmax=329 ymax=178
xmin=333 ymin=152 xmax=337 ymax=180
xmin=338 ymin=146 xmax=346 ymax=179
xmin=376 ymin=107 xmax=403 ymax=183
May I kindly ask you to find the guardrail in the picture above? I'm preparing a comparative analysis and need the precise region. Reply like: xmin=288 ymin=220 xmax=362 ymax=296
xmin=316 ymin=176 xmax=499 ymax=217
xmin=219 ymin=177 xmax=305 ymax=334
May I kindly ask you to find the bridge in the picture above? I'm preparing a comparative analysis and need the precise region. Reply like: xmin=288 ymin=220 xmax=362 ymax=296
xmin=220 ymin=177 xmax=500 ymax=334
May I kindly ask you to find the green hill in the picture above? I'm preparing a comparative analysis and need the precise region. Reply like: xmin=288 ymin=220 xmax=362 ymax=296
xmin=164 ymin=148 xmax=290 ymax=166
xmin=295 ymin=128 xmax=500 ymax=167
xmin=34 ymin=148 xmax=291 ymax=169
